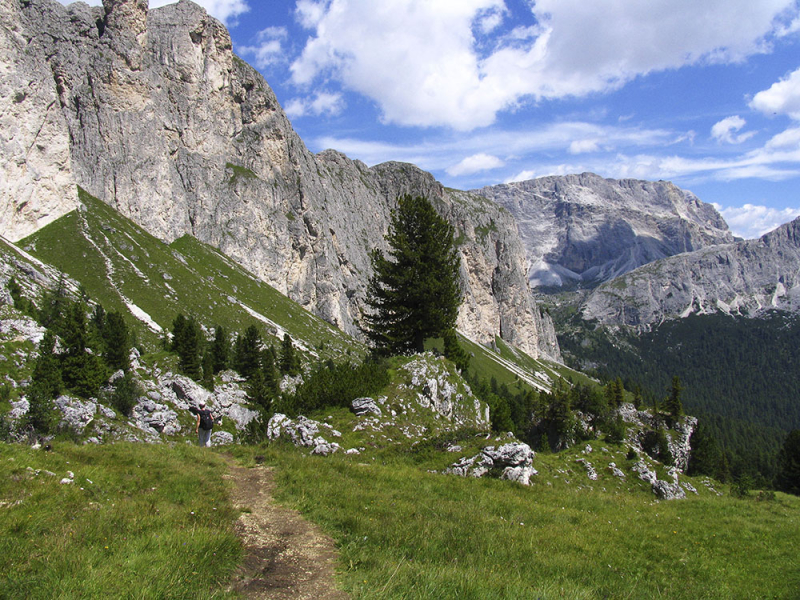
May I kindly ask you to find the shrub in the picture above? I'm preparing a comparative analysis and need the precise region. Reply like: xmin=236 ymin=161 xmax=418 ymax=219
xmin=109 ymin=372 xmax=142 ymax=417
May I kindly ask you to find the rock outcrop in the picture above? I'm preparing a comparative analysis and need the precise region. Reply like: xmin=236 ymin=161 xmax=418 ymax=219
xmin=474 ymin=173 xmax=734 ymax=288
xmin=446 ymin=442 xmax=537 ymax=485
xmin=583 ymin=217 xmax=800 ymax=327
xmin=0 ymin=0 xmax=558 ymax=360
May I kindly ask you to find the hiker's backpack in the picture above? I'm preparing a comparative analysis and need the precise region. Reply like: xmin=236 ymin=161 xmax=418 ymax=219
xmin=199 ymin=409 xmax=213 ymax=430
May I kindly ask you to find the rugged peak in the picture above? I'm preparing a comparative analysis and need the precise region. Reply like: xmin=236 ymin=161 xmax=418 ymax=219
xmin=101 ymin=0 xmax=148 ymax=69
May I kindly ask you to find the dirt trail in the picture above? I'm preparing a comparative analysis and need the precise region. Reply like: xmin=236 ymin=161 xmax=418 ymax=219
xmin=224 ymin=459 xmax=349 ymax=599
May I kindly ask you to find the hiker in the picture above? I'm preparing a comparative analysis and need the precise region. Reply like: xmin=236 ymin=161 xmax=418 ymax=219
xmin=196 ymin=402 xmax=214 ymax=447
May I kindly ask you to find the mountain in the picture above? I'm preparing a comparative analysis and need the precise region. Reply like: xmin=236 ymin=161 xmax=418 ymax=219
xmin=474 ymin=172 xmax=735 ymax=288
xmin=0 ymin=0 xmax=558 ymax=360
xmin=582 ymin=216 xmax=800 ymax=327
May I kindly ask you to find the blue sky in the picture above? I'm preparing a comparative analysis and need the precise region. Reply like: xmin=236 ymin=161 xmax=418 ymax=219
xmin=62 ymin=1 xmax=800 ymax=239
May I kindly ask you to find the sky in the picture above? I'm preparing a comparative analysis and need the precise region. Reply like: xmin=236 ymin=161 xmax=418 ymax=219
xmin=59 ymin=0 xmax=800 ymax=239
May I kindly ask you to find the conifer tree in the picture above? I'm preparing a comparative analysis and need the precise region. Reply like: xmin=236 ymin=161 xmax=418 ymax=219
xmin=211 ymin=325 xmax=229 ymax=374
xmin=172 ymin=314 xmax=203 ymax=380
xmin=234 ymin=325 xmax=262 ymax=379
xmin=261 ymin=348 xmax=280 ymax=397
xmin=443 ymin=328 xmax=470 ymax=372
xmin=26 ymin=331 xmax=62 ymax=433
xmin=363 ymin=195 xmax=462 ymax=355
xmin=202 ymin=350 xmax=215 ymax=391
xmin=102 ymin=311 xmax=130 ymax=372
xmin=665 ymin=375 xmax=684 ymax=420
xmin=60 ymin=300 xmax=106 ymax=398
xmin=279 ymin=333 xmax=301 ymax=376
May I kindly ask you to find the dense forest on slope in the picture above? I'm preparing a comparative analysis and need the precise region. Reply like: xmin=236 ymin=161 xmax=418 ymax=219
xmin=557 ymin=311 xmax=800 ymax=482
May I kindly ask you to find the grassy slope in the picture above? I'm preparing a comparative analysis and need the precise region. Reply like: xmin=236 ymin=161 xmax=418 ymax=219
xmin=236 ymin=443 xmax=800 ymax=599
xmin=20 ymin=188 xmax=361 ymax=361
xmin=4 ymin=438 xmax=797 ymax=599
xmin=0 ymin=442 xmax=240 ymax=599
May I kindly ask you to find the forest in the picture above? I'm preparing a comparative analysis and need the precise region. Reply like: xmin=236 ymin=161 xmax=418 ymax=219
xmin=558 ymin=310 xmax=800 ymax=483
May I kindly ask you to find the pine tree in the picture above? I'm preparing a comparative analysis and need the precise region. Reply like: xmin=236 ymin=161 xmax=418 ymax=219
xmin=172 ymin=314 xmax=202 ymax=380
xmin=234 ymin=325 xmax=262 ymax=379
xmin=26 ymin=331 xmax=62 ymax=433
xmin=279 ymin=333 xmax=301 ymax=376
xmin=102 ymin=311 xmax=130 ymax=372
xmin=261 ymin=348 xmax=280 ymax=397
xmin=665 ymin=375 xmax=684 ymax=420
xmin=60 ymin=300 xmax=106 ymax=398
xmin=363 ymin=195 xmax=462 ymax=355
xmin=211 ymin=325 xmax=229 ymax=374
xmin=687 ymin=422 xmax=722 ymax=477
xmin=443 ymin=328 xmax=470 ymax=372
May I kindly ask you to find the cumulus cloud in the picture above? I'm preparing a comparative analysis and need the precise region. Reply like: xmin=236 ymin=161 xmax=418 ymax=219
xmin=57 ymin=0 xmax=249 ymax=24
xmin=238 ymin=27 xmax=287 ymax=69
xmin=285 ymin=92 xmax=346 ymax=118
xmin=446 ymin=153 xmax=504 ymax=176
xmin=289 ymin=0 xmax=797 ymax=130
xmin=568 ymin=139 xmax=601 ymax=154
xmin=750 ymin=67 xmax=800 ymax=120
xmin=711 ymin=116 xmax=756 ymax=144
xmin=715 ymin=203 xmax=800 ymax=239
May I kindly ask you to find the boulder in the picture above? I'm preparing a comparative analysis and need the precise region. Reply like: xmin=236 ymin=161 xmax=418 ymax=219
xmin=211 ymin=431 xmax=234 ymax=446
xmin=352 ymin=397 xmax=382 ymax=417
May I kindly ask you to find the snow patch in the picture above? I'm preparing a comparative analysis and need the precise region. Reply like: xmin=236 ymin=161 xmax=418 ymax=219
xmin=125 ymin=302 xmax=163 ymax=333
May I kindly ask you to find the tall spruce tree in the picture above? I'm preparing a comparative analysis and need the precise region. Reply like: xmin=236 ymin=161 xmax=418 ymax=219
xmin=279 ymin=333 xmax=301 ymax=376
xmin=211 ymin=325 xmax=229 ymax=374
xmin=363 ymin=195 xmax=462 ymax=355
xmin=234 ymin=325 xmax=262 ymax=379
xmin=102 ymin=311 xmax=130 ymax=372
xmin=60 ymin=300 xmax=106 ymax=398
xmin=26 ymin=330 xmax=62 ymax=433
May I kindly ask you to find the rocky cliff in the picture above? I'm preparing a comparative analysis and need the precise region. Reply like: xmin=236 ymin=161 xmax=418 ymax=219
xmin=582 ymin=216 xmax=800 ymax=326
xmin=0 ymin=0 xmax=558 ymax=359
xmin=474 ymin=173 xmax=735 ymax=288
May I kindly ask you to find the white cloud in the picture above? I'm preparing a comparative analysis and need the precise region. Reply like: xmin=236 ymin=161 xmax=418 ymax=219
xmin=711 ymin=116 xmax=756 ymax=144
xmin=285 ymin=91 xmax=346 ymax=118
xmin=750 ymin=67 xmax=800 ymax=120
xmin=715 ymin=203 xmax=800 ymax=239
xmin=446 ymin=153 xmax=504 ymax=176
xmin=568 ymin=139 xmax=601 ymax=154
xmin=57 ymin=0 xmax=249 ymax=24
xmin=312 ymin=121 xmax=672 ymax=170
xmin=765 ymin=126 xmax=800 ymax=149
xmin=238 ymin=27 xmax=287 ymax=69
xmin=289 ymin=0 xmax=798 ymax=130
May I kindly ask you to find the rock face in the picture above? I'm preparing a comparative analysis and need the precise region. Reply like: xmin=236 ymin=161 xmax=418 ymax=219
xmin=0 ymin=0 xmax=558 ymax=360
xmin=474 ymin=173 xmax=734 ymax=288
xmin=583 ymin=217 xmax=800 ymax=327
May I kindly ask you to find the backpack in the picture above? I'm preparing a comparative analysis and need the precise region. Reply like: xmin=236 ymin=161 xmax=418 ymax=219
xmin=199 ymin=409 xmax=213 ymax=430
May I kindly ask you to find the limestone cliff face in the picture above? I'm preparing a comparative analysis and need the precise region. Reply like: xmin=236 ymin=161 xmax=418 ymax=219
xmin=474 ymin=173 xmax=735 ymax=288
xmin=582 ymin=217 xmax=800 ymax=326
xmin=0 ymin=0 xmax=559 ymax=360
xmin=0 ymin=0 xmax=78 ymax=239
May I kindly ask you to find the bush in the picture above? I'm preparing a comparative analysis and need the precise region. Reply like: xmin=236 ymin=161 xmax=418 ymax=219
xmin=279 ymin=358 xmax=390 ymax=416
xmin=109 ymin=372 xmax=142 ymax=417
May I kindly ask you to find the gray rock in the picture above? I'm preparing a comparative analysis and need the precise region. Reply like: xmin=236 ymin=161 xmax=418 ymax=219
xmin=352 ymin=397 xmax=382 ymax=417
xmin=631 ymin=460 xmax=686 ymax=500
xmin=54 ymin=395 xmax=97 ymax=433
xmin=211 ymin=431 xmax=234 ymax=446
xmin=447 ymin=442 xmax=537 ymax=485
xmin=311 ymin=441 xmax=340 ymax=456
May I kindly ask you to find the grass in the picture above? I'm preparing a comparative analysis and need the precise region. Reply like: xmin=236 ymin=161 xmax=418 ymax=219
xmin=234 ymin=444 xmax=800 ymax=599
xmin=0 ymin=442 xmax=241 ymax=599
